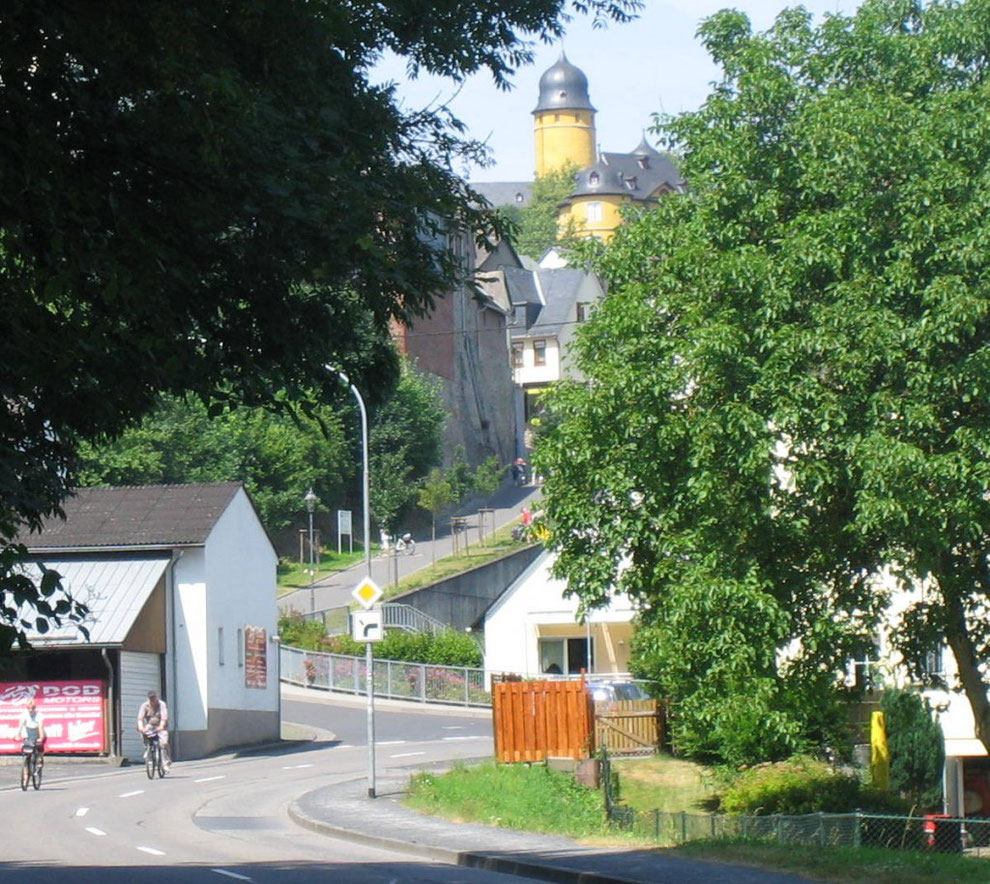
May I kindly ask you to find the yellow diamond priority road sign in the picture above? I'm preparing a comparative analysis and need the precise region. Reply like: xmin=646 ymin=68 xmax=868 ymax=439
xmin=351 ymin=576 xmax=383 ymax=610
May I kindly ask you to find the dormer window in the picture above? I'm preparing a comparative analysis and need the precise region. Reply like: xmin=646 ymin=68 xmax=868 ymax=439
xmin=624 ymin=176 xmax=637 ymax=191
xmin=638 ymin=156 xmax=650 ymax=169
xmin=588 ymin=171 xmax=599 ymax=187
xmin=515 ymin=192 xmax=524 ymax=203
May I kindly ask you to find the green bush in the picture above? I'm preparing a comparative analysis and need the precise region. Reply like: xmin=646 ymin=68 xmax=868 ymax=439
xmin=311 ymin=627 xmax=482 ymax=667
xmin=278 ymin=613 xmax=329 ymax=651
xmin=882 ymin=689 xmax=944 ymax=810
xmin=720 ymin=756 xmax=909 ymax=815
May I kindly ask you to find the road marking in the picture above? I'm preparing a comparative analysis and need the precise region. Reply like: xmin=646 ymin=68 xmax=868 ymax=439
xmin=212 ymin=871 xmax=253 ymax=882
xmin=281 ymin=763 xmax=313 ymax=770
xmin=85 ymin=827 xmax=106 ymax=837
xmin=119 ymin=790 xmax=144 ymax=798
xmin=390 ymin=751 xmax=426 ymax=759
xmin=195 ymin=775 xmax=226 ymax=783
xmin=75 ymin=807 xmax=89 ymax=817
xmin=378 ymin=740 xmax=406 ymax=745
xmin=137 ymin=846 xmax=166 ymax=856
xmin=441 ymin=726 xmax=465 ymax=729
xmin=442 ymin=735 xmax=483 ymax=741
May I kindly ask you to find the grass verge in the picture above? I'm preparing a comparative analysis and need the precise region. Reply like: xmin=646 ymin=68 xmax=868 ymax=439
xmin=672 ymin=841 xmax=989 ymax=884
xmin=406 ymin=758 xmax=989 ymax=883
xmin=612 ymin=754 xmax=718 ymax=814
xmin=277 ymin=549 xmax=370 ymax=593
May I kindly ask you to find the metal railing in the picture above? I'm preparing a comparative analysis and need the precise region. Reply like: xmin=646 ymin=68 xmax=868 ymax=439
xmin=280 ymin=643 xmax=490 ymax=707
xmin=300 ymin=605 xmax=350 ymax=635
xmin=599 ymin=751 xmax=987 ymax=853
xmin=381 ymin=603 xmax=448 ymax=636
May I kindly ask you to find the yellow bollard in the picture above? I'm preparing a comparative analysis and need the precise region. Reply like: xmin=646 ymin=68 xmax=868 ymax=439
xmin=871 ymin=710 xmax=890 ymax=791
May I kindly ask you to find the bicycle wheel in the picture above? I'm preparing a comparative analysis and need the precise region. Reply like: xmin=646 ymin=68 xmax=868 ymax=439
xmin=31 ymin=753 xmax=42 ymax=790
xmin=146 ymin=742 xmax=156 ymax=779
xmin=20 ymin=755 xmax=30 ymax=791
xmin=157 ymin=744 xmax=166 ymax=778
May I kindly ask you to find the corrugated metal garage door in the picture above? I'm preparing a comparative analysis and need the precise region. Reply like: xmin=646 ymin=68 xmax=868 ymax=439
xmin=120 ymin=651 xmax=161 ymax=762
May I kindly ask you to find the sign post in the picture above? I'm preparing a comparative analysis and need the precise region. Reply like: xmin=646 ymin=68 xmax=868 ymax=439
xmin=337 ymin=509 xmax=353 ymax=555
xmin=352 ymin=576 xmax=383 ymax=798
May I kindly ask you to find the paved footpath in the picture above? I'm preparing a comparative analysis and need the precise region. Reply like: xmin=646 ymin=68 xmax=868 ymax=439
xmin=289 ymin=767 xmax=822 ymax=884
xmin=279 ymin=480 xmax=543 ymax=616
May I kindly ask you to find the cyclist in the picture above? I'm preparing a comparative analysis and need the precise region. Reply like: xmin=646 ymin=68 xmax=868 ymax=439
xmin=16 ymin=699 xmax=45 ymax=760
xmin=137 ymin=690 xmax=170 ymax=771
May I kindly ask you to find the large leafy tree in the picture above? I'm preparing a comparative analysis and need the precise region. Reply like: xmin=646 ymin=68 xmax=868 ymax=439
xmin=0 ymin=0 xmax=638 ymax=648
xmin=76 ymin=396 xmax=352 ymax=532
xmin=537 ymin=0 xmax=990 ymax=761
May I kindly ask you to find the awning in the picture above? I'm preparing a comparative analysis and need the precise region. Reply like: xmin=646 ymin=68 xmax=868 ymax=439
xmin=945 ymin=738 xmax=988 ymax=758
xmin=19 ymin=557 xmax=170 ymax=646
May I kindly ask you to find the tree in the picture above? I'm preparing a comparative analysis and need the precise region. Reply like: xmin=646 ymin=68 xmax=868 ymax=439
xmin=418 ymin=469 xmax=456 ymax=565
xmin=369 ymin=364 xmax=447 ymax=533
xmin=503 ymin=165 xmax=581 ymax=260
xmin=537 ymin=0 xmax=990 ymax=760
xmin=0 ymin=0 xmax=638 ymax=649
xmin=76 ymin=396 xmax=352 ymax=531
xmin=882 ymin=689 xmax=944 ymax=810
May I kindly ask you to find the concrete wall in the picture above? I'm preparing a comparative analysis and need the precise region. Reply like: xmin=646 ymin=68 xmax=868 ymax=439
xmin=391 ymin=544 xmax=543 ymax=632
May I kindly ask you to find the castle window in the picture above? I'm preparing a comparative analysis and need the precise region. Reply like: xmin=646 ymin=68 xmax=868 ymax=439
xmin=515 ymin=192 xmax=524 ymax=203
xmin=586 ymin=201 xmax=602 ymax=223
xmin=588 ymin=172 xmax=599 ymax=187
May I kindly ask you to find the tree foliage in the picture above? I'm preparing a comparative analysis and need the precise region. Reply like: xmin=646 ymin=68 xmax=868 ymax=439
xmin=76 ymin=396 xmax=351 ymax=532
xmin=537 ymin=0 xmax=990 ymax=760
xmin=0 ymin=0 xmax=638 ymax=649
xmin=503 ymin=165 xmax=580 ymax=260
xmin=882 ymin=689 xmax=944 ymax=809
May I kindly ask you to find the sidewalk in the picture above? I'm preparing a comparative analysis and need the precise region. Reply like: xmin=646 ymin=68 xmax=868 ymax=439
xmin=289 ymin=769 xmax=819 ymax=884
xmin=279 ymin=480 xmax=542 ymax=616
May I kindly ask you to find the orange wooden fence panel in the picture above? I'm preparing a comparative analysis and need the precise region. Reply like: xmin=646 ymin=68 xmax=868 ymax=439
xmin=594 ymin=699 xmax=661 ymax=756
xmin=492 ymin=679 xmax=594 ymax=763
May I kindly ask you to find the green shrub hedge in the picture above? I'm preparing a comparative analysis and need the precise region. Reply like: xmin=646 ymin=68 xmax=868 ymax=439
xmin=720 ymin=756 xmax=909 ymax=815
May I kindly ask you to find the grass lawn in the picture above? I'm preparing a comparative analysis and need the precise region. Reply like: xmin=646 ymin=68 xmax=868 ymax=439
xmin=406 ymin=757 xmax=989 ymax=883
xmin=276 ymin=548 xmax=370 ymax=593
xmin=612 ymin=753 xmax=718 ymax=814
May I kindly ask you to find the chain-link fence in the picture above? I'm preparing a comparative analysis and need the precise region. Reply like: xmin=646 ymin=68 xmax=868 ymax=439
xmin=280 ymin=644 xmax=490 ymax=707
xmin=600 ymin=752 xmax=988 ymax=853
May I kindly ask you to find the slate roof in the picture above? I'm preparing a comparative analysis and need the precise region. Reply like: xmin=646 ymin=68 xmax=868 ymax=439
xmin=24 ymin=483 xmax=243 ymax=551
xmin=472 ymin=181 xmax=533 ymax=209
xmin=533 ymin=53 xmax=595 ymax=113
xmin=569 ymin=148 xmax=684 ymax=200
xmin=504 ymin=266 xmax=589 ymax=339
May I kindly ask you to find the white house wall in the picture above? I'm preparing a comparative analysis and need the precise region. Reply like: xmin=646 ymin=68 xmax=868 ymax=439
xmin=173 ymin=548 xmax=208 ymax=735
xmin=512 ymin=338 xmax=561 ymax=387
xmin=202 ymin=487 xmax=278 ymax=753
xmin=484 ymin=552 xmax=636 ymax=680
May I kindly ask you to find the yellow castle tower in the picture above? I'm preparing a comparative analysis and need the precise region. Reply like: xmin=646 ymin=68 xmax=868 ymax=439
xmin=532 ymin=53 xmax=596 ymax=176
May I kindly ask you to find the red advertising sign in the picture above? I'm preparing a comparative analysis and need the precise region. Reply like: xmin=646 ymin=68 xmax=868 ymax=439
xmin=0 ymin=680 xmax=107 ymax=753
xmin=244 ymin=626 xmax=267 ymax=689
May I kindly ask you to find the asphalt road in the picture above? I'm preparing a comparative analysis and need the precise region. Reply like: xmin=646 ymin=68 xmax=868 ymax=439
xmin=0 ymin=719 xmax=529 ymax=884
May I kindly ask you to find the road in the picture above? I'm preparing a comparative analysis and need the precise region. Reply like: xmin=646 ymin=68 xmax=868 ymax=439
xmin=0 ymin=696 xmax=520 ymax=884
xmin=279 ymin=483 xmax=541 ymax=616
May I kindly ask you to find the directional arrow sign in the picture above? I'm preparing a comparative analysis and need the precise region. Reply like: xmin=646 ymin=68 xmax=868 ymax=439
xmin=352 ymin=610 xmax=384 ymax=643
xmin=351 ymin=576 xmax=383 ymax=610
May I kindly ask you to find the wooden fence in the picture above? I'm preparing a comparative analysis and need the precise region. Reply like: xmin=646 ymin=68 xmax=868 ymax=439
xmin=492 ymin=679 xmax=594 ymax=762
xmin=594 ymin=700 xmax=661 ymax=756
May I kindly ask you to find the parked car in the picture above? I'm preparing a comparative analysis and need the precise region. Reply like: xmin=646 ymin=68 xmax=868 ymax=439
xmin=588 ymin=680 xmax=650 ymax=703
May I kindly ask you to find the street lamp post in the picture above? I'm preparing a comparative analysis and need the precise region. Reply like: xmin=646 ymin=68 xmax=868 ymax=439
xmin=305 ymin=488 xmax=318 ymax=612
xmin=331 ymin=367 xmax=375 ymax=797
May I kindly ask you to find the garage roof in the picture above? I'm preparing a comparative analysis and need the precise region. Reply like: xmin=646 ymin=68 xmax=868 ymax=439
xmin=20 ymin=557 xmax=170 ymax=646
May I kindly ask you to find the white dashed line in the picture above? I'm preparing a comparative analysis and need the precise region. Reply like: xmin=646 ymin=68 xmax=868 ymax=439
xmin=137 ymin=846 xmax=166 ymax=856
xmin=390 ymin=751 xmax=426 ymax=759
xmin=119 ymin=790 xmax=144 ymax=798
xmin=85 ymin=827 xmax=106 ymax=837
xmin=441 ymin=726 xmax=465 ymax=729
xmin=194 ymin=775 xmax=226 ymax=783
xmin=281 ymin=763 xmax=313 ymax=770
xmin=442 ymin=735 xmax=482 ymax=741
xmin=75 ymin=807 xmax=89 ymax=817
xmin=377 ymin=740 xmax=406 ymax=745
xmin=212 ymin=871 xmax=253 ymax=882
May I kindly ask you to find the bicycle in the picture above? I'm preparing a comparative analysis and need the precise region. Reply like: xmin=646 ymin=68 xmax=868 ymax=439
xmin=394 ymin=533 xmax=416 ymax=555
xmin=20 ymin=739 xmax=43 ymax=791
xmin=144 ymin=729 xmax=166 ymax=779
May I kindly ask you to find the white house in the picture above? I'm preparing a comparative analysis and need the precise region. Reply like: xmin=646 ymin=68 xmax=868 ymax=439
xmin=1 ymin=483 xmax=278 ymax=762
xmin=484 ymin=550 xmax=637 ymax=682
